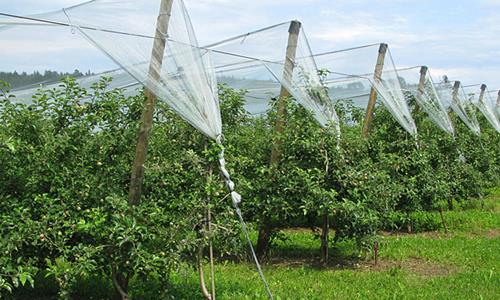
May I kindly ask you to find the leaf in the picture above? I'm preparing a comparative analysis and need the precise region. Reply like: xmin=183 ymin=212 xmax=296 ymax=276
xmin=19 ymin=273 xmax=27 ymax=286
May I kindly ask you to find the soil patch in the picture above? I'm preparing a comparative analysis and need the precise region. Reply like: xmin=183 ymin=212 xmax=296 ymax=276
xmin=359 ymin=257 xmax=459 ymax=277
xmin=267 ymin=255 xmax=458 ymax=277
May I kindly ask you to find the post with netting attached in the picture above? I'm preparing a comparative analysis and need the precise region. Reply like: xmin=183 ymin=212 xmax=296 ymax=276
xmin=478 ymin=84 xmax=487 ymax=103
xmin=270 ymin=20 xmax=301 ymax=164
xmin=362 ymin=43 xmax=388 ymax=138
xmin=452 ymin=81 xmax=461 ymax=103
xmin=256 ymin=20 xmax=301 ymax=260
xmin=412 ymin=65 xmax=428 ymax=114
xmin=418 ymin=66 xmax=428 ymax=95
xmin=128 ymin=0 xmax=174 ymax=206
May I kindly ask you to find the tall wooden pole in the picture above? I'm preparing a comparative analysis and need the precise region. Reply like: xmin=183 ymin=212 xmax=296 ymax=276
xmin=269 ymin=20 xmax=301 ymax=165
xmin=361 ymin=43 xmax=388 ymax=138
xmin=412 ymin=65 xmax=428 ymax=115
xmin=417 ymin=66 xmax=428 ymax=96
xmin=478 ymin=84 xmax=487 ymax=104
xmin=452 ymin=81 xmax=461 ymax=103
xmin=128 ymin=0 xmax=174 ymax=205
xmin=256 ymin=21 xmax=301 ymax=260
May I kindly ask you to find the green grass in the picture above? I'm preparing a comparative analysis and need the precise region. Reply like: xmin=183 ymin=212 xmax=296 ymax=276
xmin=161 ymin=191 xmax=500 ymax=300
xmin=11 ymin=190 xmax=500 ymax=299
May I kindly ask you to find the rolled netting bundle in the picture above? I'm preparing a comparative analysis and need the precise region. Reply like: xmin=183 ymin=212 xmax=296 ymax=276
xmin=462 ymin=85 xmax=500 ymax=133
xmin=435 ymin=80 xmax=481 ymax=135
xmin=397 ymin=66 xmax=454 ymax=135
xmin=205 ymin=21 xmax=340 ymax=136
xmin=1 ymin=1 xmax=273 ymax=296
xmin=312 ymin=44 xmax=417 ymax=135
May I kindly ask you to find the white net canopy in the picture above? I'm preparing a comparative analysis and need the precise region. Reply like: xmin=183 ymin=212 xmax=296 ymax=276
xmin=491 ymin=90 xmax=500 ymax=120
xmin=397 ymin=66 xmax=454 ymax=135
xmin=2 ymin=17 xmax=340 ymax=138
xmin=462 ymin=84 xmax=500 ymax=133
xmin=1 ymin=0 xmax=222 ymax=139
xmin=312 ymin=44 xmax=417 ymax=135
xmin=205 ymin=21 xmax=340 ymax=133
xmin=435 ymin=79 xmax=481 ymax=135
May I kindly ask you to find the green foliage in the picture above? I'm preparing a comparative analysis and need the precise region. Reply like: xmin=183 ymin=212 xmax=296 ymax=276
xmin=0 ymin=77 xmax=498 ymax=298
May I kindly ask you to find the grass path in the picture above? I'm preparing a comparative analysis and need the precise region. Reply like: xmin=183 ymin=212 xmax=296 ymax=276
xmin=162 ymin=191 xmax=500 ymax=299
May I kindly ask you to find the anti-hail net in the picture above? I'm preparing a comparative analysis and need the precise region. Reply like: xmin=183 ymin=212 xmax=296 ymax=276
xmin=491 ymin=90 xmax=500 ymax=120
xmin=205 ymin=21 xmax=340 ymax=135
xmin=397 ymin=66 xmax=454 ymax=135
xmin=435 ymin=80 xmax=481 ymax=135
xmin=462 ymin=85 xmax=500 ymax=133
xmin=1 ymin=0 xmax=222 ymax=139
xmin=0 ymin=1 xmax=273 ymax=297
xmin=313 ymin=44 xmax=417 ymax=135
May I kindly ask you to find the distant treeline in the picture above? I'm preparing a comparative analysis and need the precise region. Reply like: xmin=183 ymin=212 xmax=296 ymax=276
xmin=0 ymin=70 xmax=93 ymax=89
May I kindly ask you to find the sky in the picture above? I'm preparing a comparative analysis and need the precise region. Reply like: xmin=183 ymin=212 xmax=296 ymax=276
xmin=1 ymin=0 xmax=499 ymax=92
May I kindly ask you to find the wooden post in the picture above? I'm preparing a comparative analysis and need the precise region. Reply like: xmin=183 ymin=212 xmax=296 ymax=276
xmin=497 ymin=90 xmax=500 ymax=107
xmin=452 ymin=81 xmax=461 ymax=103
xmin=256 ymin=20 xmax=301 ymax=260
xmin=417 ymin=66 xmax=428 ymax=96
xmin=128 ymin=0 xmax=174 ymax=205
xmin=412 ymin=65 xmax=428 ymax=115
xmin=478 ymin=84 xmax=487 ymax=104
xmin=269 ymin=20 xmax=301 ymax=165
xmin=361 ymin=43 xmax=388 ymax=138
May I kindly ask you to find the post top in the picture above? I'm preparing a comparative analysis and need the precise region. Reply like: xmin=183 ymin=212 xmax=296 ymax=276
xmin=420 ymin=66 xmax=428 ymax=74
xmin=453 ymin=81 xmax=461 ymax=89
xmin=289 ymin=20 xmax=301 ymax=34
xmin=480 ymin=84 xmax=487 ymax=91
xmin=379 ymin=43 xmax=388 ymax=54
xmin=498 ymin=90 xmax=500 ymax=96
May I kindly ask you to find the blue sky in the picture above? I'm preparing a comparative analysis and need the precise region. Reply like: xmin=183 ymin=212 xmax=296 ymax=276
xmin=1 ymin=0 xmax=499 ymax=91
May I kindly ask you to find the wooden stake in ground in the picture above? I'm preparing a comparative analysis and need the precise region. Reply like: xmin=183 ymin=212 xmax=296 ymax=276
xmin=361 ymin=43 xmax=388 ymax=138
xmin=256 ymin=20 xmax=301 ymax=260
xmin=128 ymin=0 xmax=174 ymax=205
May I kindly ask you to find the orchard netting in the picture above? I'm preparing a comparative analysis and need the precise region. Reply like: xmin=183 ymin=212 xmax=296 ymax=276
xmin=435 ymin=79 xmax=481 ymax=135
xmin=491 ymin=90 xmax=500 ymax=120
xmin=462 ymin=84 xmax=500 ymax=133
xmin=397 ymin=66 xmax=454 ymax=135
xmin=312 ymin=44 xmax=417 ymax=136
xmin=0 ymin=0 xmax=275 ymax=297
xmin=205 ymin=21 xmax=340 ymax=137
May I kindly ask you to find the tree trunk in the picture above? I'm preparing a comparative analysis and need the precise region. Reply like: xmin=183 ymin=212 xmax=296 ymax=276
xmin=198 ymin=245 xmax=212 ymax=300
xmin=320 ymin=212 xmax=329 ymax=265
xmin=447 ymin=199 xmax=453 ymax=210
xmin=439 ymin=208 xmax=449 ymax=233
xmin=256 ymin=224 xmax=272 ymax=261
xmin=112 ymin=267 xmax=130 ymax=300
